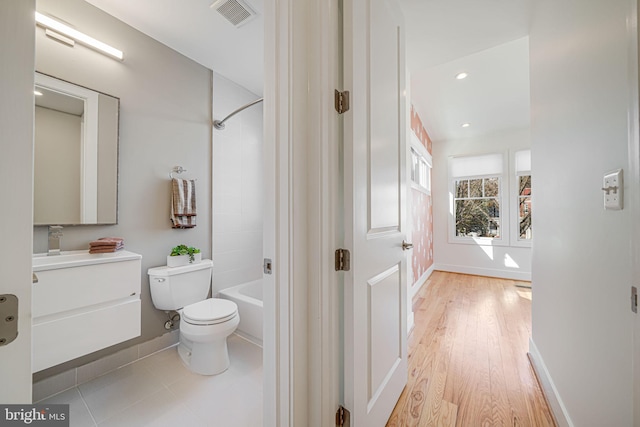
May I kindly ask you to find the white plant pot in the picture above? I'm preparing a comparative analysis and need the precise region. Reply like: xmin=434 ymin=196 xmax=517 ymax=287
xmin=167 ymin=255 xmax=189 ymax=267
xmin=167 ymin=253 xmax=201 ymax=267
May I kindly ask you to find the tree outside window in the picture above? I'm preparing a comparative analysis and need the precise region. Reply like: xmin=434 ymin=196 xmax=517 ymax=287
xmin=454 ymin=177 xmax=501 ymax=238
xmin=519 ymin=175 xmax=532 ymax=239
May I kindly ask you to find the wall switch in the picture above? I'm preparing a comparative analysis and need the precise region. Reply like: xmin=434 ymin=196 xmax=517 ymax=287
xmin=602 ymin=169 xmax=623 ymax=210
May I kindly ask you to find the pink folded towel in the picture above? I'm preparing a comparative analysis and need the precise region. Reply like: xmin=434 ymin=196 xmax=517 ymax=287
xmin=89 ymin=237 xmax=124 ymax=253
xmin=89 ymin=237 xmax=124 ymax=247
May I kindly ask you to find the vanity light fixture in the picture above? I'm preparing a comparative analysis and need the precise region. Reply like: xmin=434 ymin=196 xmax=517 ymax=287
xmin=35 ymin=12 xmax=124 ymax=61
xmin=455 ymin=72 xmax=469 ymax=80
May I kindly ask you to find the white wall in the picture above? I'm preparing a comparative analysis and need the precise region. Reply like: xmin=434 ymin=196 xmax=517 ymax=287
xmin=529 ymin=0 xmax=635 ymax=425
xmin=432 ymin=127 xmax=531 ymax=280
xmin=212 ymin=73 xmax=264 ymax=295
xmin=33 ymin=0 xmax=212 ymax=380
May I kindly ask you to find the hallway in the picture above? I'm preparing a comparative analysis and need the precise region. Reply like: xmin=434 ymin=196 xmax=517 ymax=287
xmin=387 ymin=272 xmax=555 ymax=426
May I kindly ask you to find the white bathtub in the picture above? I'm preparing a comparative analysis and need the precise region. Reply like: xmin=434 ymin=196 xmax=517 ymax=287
xmin=217 ymin=279 xmax=263 ymax=346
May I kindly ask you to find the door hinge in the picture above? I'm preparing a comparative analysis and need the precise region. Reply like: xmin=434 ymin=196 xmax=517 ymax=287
xmin=335 ymin=90 xmax=350 ymax=114
xmin=336 ymin=405 xmax=350 ymax=427
xmin=0 ymin=294 xmax=19 ymax=347
xmin=335 ymin=249 xmax=351 ymax=271
xmin=632 ymin=286 xmax=637 ymax=313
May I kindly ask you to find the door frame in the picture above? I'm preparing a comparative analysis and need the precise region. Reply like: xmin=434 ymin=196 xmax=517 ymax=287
xmin=265 ymin=0 xmax=344 ymax=425
xmin=264 ymin=0 xmax=342 ymax=425
xmin=0 ymin=0 xmax=36 ymax=404
xmin=304 ymin=0 xmax=343 ymax=425
xmin=630 ymin=0 xmax=640 ymax=424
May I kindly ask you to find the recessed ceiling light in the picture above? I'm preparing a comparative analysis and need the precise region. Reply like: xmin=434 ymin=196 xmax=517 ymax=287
xmin=34 ymin=90 xmax=43 ymax=96
xmin=461 ymin=123 xmax=470 ymax=128
xmin=455 ymin=72 xmax=468 ymax=80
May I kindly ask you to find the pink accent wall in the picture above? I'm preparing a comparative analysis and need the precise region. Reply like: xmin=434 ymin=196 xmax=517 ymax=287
xmin=410 ymin=105 xmax=434 ymax=285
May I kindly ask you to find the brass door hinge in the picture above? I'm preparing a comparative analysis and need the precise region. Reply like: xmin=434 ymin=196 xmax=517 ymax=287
xmin=335 ymin=249 xmax=351 ymax=271
xmin=336 ymin=405 xmax=350 ymax=427
xmin=335 ymin=90 xmax=350 ymax=114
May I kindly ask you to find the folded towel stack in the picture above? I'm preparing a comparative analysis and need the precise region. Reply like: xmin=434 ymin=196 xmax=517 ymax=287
xmin=89 ymin=237 xmax=124 ymax=254
xmin=171 ymin=178 xmax=197 ymax=229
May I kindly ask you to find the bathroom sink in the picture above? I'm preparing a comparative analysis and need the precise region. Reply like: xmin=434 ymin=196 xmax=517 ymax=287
xmin=33 ymin=250 xmax=141 ymax=272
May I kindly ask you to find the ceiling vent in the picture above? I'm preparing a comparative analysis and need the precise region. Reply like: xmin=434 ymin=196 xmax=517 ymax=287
xmin=211 ymin=0 xmax=258 ymax=28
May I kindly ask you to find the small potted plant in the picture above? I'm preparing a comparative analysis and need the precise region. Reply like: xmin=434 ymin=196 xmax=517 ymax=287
xmin=167 ymin=244 xmax=201 ymax=267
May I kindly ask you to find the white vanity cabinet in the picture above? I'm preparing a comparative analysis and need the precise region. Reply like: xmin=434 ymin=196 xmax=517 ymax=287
xmin=32 ymin=250 xmax=142 ymax=372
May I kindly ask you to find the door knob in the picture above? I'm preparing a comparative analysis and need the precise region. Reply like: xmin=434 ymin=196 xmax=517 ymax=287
xmin=402 ymin=240 xmax=413 ymax=251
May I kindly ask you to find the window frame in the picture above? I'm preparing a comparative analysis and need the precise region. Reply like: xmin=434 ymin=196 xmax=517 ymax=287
xmin=409 ymin=131 xmax=432 ymax=195
xmin=510 ymin=148 xmax=532 ymax=248
xmin=448 ymin=151 xmax=508 ymax=246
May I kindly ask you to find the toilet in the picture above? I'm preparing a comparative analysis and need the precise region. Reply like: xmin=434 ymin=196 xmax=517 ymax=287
xmin=147 ymin=259 xmax=239 ymax=375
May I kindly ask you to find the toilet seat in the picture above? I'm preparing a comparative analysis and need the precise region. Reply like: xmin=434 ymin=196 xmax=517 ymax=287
xmin=182 ymin=298 xmax=238 ymax=326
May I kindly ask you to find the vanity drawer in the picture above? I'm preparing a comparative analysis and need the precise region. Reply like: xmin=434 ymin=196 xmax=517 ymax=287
xmin=33 ymin=259 xmax=141 ymax=318
xmin=32 ymin=297 xmax=140 ymax=372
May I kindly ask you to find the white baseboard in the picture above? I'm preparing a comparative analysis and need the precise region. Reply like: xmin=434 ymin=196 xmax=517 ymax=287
xmin=409 ymin=264 xmax=435 ymax=301
xmin=433 ymin=263 xmax=531 ymax=281
xmin=407 ymin=311 xmax=415 ymax=336
xmin=528 ymin=338 xmax=573 ymax=427
xmin=407 ymin=264 xmax=433 ymax=337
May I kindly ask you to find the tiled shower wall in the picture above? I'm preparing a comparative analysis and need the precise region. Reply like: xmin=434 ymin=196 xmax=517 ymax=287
xmin=410 ymin=105 xmax=434 ymax=284
xmin=212 ymin=74 xmax=264 ymax=294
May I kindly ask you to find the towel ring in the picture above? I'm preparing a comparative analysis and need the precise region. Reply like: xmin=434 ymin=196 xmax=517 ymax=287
xmin=169 ymin=166 xmax=187 ymax=179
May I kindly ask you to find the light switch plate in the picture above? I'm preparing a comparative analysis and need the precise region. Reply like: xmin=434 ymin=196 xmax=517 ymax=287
xmin=603 ymin=169 xmax=623 ymax=210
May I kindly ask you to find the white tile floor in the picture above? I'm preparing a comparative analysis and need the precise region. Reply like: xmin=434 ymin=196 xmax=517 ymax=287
xmin=40 ymin=335 xmax=263 ymax=427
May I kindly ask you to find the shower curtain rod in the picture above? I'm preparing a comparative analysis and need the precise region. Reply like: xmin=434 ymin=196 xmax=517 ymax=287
xmin=213 ymin=97 xmax=264 ymax=130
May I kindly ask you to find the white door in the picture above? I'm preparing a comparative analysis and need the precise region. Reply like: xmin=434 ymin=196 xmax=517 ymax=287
xmin=0 ymin=0 xmax=35 ymax=403
xmin=342 ymin=0 xmax=407 ymax=424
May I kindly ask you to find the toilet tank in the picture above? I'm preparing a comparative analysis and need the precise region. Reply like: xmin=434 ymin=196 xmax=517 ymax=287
xmin=148 ymin=259 xmax=213 ymax=310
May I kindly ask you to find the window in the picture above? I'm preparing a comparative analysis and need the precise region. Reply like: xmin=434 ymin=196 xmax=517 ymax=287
xmin=454 ymin=177 xmax=501 ymax=238
xmin=449 ymin=153 xmax=504 ymax=241
xmin=515 ymin=150 xmax=532 ymax=241
xmin=410 ymin=147 xmax=431 ymax=192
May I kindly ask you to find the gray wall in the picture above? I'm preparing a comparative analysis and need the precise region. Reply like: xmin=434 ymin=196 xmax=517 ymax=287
xmin=529 ymin=0 xmax=634 ymax=424
xmin=34 ymin=0 xmax=212 ymax=380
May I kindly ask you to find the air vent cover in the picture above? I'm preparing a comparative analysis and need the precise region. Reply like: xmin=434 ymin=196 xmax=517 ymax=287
xmin=211 ymin=0 xmax=258 ymax=28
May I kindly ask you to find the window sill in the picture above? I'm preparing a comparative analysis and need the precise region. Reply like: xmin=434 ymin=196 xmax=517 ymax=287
xmin=410 ymin=182 xmax=430 ymax=195
xmin=448 ymin=236 xmax=508 ymax=247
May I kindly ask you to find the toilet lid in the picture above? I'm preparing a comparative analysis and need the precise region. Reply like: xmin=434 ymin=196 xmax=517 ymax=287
xmin=182 ymin=299 xmax=238 ymax=325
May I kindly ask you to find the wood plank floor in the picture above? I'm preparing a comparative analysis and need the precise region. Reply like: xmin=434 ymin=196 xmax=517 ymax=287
xmin=386 ymin=272 xmax=556 ymax=427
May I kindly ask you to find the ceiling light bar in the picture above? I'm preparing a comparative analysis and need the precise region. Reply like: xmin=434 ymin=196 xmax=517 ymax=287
xmin=35 ymin=12 xmax=124 ymax=61
xmin=461 ymin=123 xmax=470 ymax=128
xmin=455 ymin=72 xmax=468 ymax=80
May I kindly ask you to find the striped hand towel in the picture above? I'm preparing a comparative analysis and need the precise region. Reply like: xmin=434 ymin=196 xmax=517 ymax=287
xmin=171 ymin=178 xmax=197 ymax=229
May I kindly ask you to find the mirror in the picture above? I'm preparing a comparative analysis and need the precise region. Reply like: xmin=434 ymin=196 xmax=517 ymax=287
xmin=34 ymin=73 xmax=119 ymax=225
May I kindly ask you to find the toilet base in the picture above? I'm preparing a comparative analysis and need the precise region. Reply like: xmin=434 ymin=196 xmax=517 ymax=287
xmin=177 ymin=335 xmax=231 ymax=375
